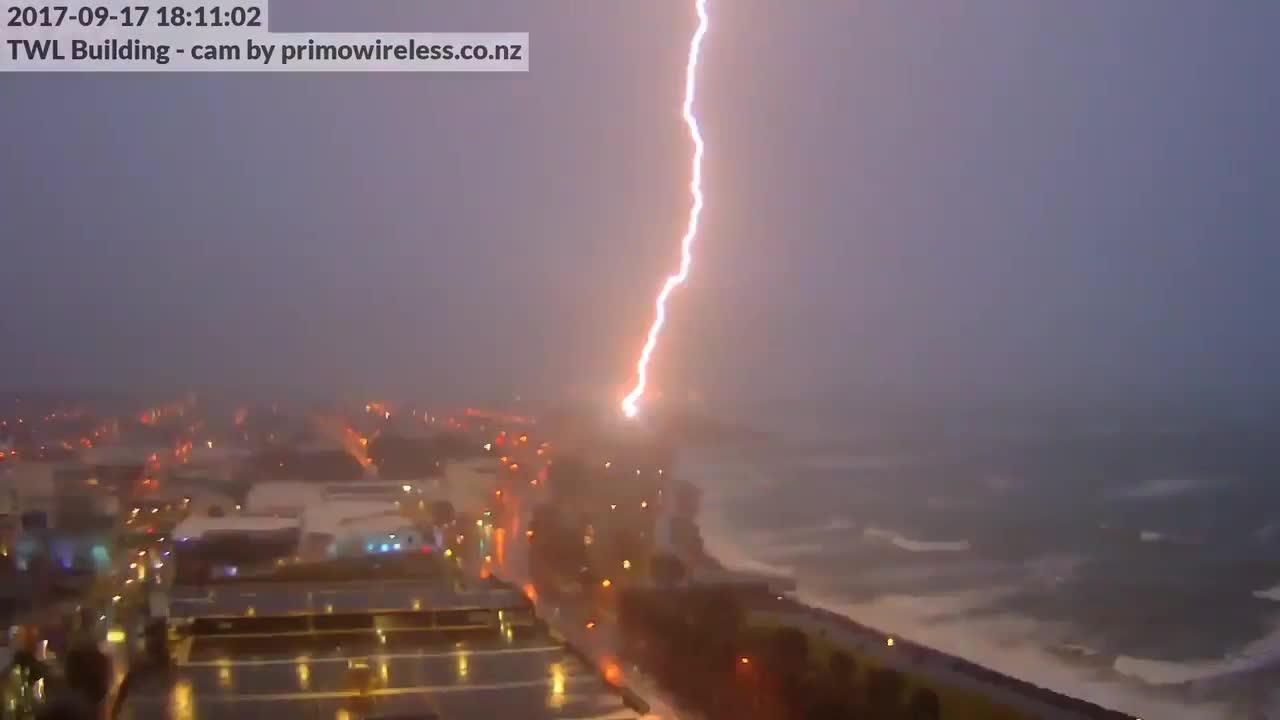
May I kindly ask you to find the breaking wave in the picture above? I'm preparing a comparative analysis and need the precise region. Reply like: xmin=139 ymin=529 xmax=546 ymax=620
xmin=864 ymin=526 xmax=971 ymax=553
xmin=1252 ymin=585 xmax=1280 ymax=602
xmin=1114 ymin=476 xmax=1225 ymax=500
xmin=683 ymin=449 xmax=1241 ymax=720
xmin=1114 ymin=618 xmax=1280 ymax=686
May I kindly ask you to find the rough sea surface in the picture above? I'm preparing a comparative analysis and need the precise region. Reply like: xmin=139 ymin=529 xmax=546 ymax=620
xmin=681 ymin=417 xmax=1280 ymax=719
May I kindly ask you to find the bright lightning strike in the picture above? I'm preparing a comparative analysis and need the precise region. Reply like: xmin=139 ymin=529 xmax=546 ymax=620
xmin=621 ymin=0 xmax=710 ymax=420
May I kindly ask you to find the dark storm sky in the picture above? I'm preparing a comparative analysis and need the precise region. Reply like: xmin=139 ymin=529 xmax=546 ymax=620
xmin=3 ymin=1 xmax=1278 ymax=409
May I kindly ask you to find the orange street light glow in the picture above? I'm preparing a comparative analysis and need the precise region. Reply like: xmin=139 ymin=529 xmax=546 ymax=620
xmin=621 ymin=0 xmax=710 ymax=419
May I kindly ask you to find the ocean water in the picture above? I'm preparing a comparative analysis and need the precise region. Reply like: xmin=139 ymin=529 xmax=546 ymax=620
xmin=680 ymin=420 xmax=1280 ymax=719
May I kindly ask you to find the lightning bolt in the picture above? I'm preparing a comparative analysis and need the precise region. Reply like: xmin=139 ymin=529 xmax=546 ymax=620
xmin=621 ymin=0 xmax=710 ymax=419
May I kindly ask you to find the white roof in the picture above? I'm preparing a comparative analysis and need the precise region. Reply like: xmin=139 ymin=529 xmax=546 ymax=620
xmin=245 ymin=481 xmax=324 ymax=514
xmin=300 ymin=500 xmax=405 ymax=538
xmin=172 ymin=514 xmax=300 ymax=541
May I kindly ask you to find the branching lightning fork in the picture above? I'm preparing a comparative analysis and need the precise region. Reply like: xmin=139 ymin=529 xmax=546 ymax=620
xmin=621 ymin=0 xmax=710 ymax=419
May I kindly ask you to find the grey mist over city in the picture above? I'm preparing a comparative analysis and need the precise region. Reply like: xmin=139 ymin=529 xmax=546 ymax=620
xmin=2 ymin=2 xmax=1279 ymax=720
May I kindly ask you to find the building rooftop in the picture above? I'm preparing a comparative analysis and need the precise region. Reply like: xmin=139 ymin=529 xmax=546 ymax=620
xmin=172 ymin=515 xmax=301 ymax=542
xmin=164 ymin=577 xmax=522 ymax=620
xmin=122 ymin=567 xmax=646 ymax=720
xmin=117 ymin=636 xmax=644 ymax=720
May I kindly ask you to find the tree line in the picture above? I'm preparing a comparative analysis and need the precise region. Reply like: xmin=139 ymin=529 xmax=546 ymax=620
xmin=618 ymin=587 xmax=943 ymax=720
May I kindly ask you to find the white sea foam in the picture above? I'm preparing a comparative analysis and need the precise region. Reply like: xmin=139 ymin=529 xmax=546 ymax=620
xmin=696 ymin=471 xmax=797 ymax=578
xmin=1114 ymin=617 xmax=1280 ymax=686
xmin=701 ymin=512 xmax=797 ymax=578
xmin=864 ymin=526 xmax=971 ymax=553
xmin=1252 ymin=585 xmax=1280 ymax=602
xmin=762 ymin=541 xmax=827 ymax=559
xmin=1137 ymin=529 xmax=1203 ymax=545
xmin=1024 ymin=554 xmax=1087 ymax=588
xmin=752 ymin=516 xmax=856 ymax=541
xmin=805 ymin=589 xmax=1231 ymax=720
xmin=1115 ymin=476 xmax=1224 ymax=500
xmin=981 ymin=474 xmax=1021 ymax=492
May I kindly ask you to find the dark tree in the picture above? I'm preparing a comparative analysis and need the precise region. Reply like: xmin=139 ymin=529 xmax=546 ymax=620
xmin=805 ymin=697 xmax=860 ymax=720
xmin=764 ymin=626 xmax=812 ymax=714
xmin=829 ymin=649 xmax=856 ymax=687
xmin=650 ymin=552 xmax=686 ymax=586
xmin=547 ymin=455 xmax=588 ymax=502
xmin=867 ymin=667 xmax=906 ymax=717
xmin=367 ymin=434 xmax=442 ymax=479
xmin=430 ymin=500 xmax=455 ymax=526
xmin=528 ymin=503 xmax=586 ymax=582
xmin=907 ymin=687 xmax=941 ymax=720
xmin=818 ymin=648 xmax=858 ymax=713
xmin=689 ymin=587 xmax=745 ymax=648
xmin=766 ymin=626 xmax=810 ymax=670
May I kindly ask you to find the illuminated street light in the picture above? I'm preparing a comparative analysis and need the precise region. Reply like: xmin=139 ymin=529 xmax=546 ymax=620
xmin=550 ymin=662 xmax=565 ymax=702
